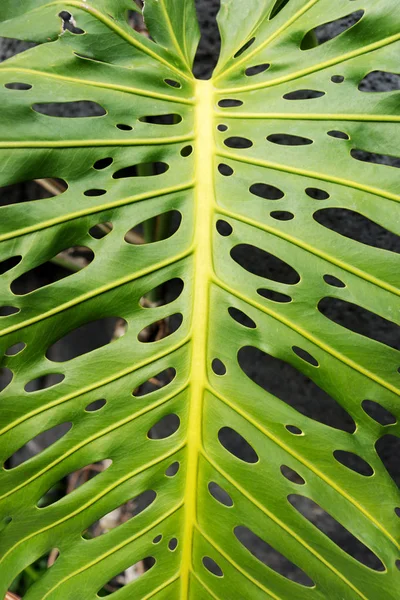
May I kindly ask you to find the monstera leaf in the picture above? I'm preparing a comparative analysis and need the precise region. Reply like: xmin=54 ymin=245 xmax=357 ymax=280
xmin=0 ymin=0 xmax=399 ymax=598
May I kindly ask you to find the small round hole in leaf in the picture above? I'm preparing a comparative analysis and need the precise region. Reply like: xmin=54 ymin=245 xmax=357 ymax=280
xmin=212 ymin=358 xmax=226 ymax=375
xmin=245 ymin=63 xmax=270 ymax=76
xmin=202 ymin=556 xmax=223 ymax=577
xmin=216 ymin=220 xmax=233 ymax=236
xmin=165 ymin=461 xmax=180 ymax=477
xmin=164 ymin=79 xmax=181 ymax=88
xmin=208 ymin=482 xmax=234 ymax=507
xmin=323 ymin=274 xmax=345 ymax=288
xmin=305 ymin=187 xmax=330 ymax=200
xmin=270 ymin=210 xmax=294 ymax=221
xmin=286 ymin=425 xmax=302 ymax=435
xmin=84 ymin=189 xmax=107 ymax=197
xmin=218 ymin=163 xmax=233 ymax=176
xmin=93 ymin=157 xmax=113 ymax=170
xmin=168 ymin=538 xmax=178 ymax=551
xmin=116 ymin=123 xmax=132 ymax=131
xmin=180 ymin=145 xmax=193 ymax=157
xmin=85 ymin=399 xmax=106 ymax=412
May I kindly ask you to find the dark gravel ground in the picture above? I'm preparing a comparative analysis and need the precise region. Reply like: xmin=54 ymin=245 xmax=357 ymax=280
xmin=0 ymin=0 xmax=399 ymax=590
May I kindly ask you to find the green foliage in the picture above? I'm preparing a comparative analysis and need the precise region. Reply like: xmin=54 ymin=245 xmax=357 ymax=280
xmin=0 ymin=0 xmax=399 ymax=598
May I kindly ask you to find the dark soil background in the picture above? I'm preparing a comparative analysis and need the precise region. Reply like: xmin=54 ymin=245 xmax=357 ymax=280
xmin=0 ymin=0 xmax=399 ymax=594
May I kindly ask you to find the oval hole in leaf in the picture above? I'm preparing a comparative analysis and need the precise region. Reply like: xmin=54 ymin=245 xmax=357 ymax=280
xmin=5 ymin=342 xmax=26 ymax=356
xmin=331 ymin=75 xmax=344 ymax=83
xmin=138 ymin=313 xmax=183 ymax=343
xmin=314 ymin=208 xmax=400 ymax=253
xmin=140 ymin=278 xmax=184 ymax=307
xmin=283 ymin=89 xmax=325 ymax=100
xmin=5 ymin=422 xmax=72 ymax=468
xmin=327 ymin=130 xmax=349 ymax=140
xmin=11 ymin=247 xmax=94 ymax=295
xmin=208 ymin=482 xmax=234 ymax=507
xmin=218 ymin=99 xmax=243 ymax=108
xmin=318 ymin=298 xmax=400 ymax=351
xmin=39 ymin=461 xmax=111 ymax=508
xmin=270 ymin=0 xmax=290 ymax=19
xmin=168 ymin=538 xmax=178 ymax=551
xmin=148 ymin=414 xmax=180 ymax=439
xmin=218 ymin=427 xmax=259 ymax=463
xmin=84 ymin=188 xmax=107 ymax=197
xmin=231 ymin=244 xmax=300 ymax=284
xmin=202 ymin=556 xmax=223 ymax=577
xmin=292 ymin=346 xmax=319 ymax=367
xmin=8 ymin=549 xmax=60 ymax=596
xmin=249 ymin=183 xmax=285 ymax=200
xmin=217 ymin=124 xmax=228 ymax=131
xmin=306 ymin=187 xmax=330 ymax=200
xmin=216 ymin=219 xmax=233 ymax=236
xmin=218 ymin=163 xmax=234 ymax=176
xmin=47 ymin=317 xmax=126 ymax=362
xmin=224 ymin=136 xmax=253 ymax=149
xmin=280 ymin=465 xmax=305 ymax=485
xmin=24 ymin=373 xmax=65 ymax=393
xmin=257 ymin=288 xmax=292 ymax=303
xmin=0 ymin=178 xmax=67 ymax=206
xmin=133 ymin=368 xmax=176 ymax=397
xmin=333 ymin=450 xmax=373 ymax=476
xmin=234 ymin=525 xmax=314 ymax=586
xmin=93 ymin=157 xmax=113 ymax=170
xmin=165 ymin=461 xmax=180 ymax=477
xmin=89 ymin=222 xmax=113 ymax=239
xmin=375 ymin=435 xmax=400 ymax=487
xmin=83 ymin=490 xmax=156 ymax=538
xmin=0 ymin=367 xmax=13 ymax=393
xmin=85 ymin=399 xmax=107 ymax=412
xmin=351 ymin=148 xmax=400 ymax=169
xmin=5 ymin=82 xmax=32 ymax=90
xmin=98 ymin=557 xmax=155 ymax=595
xmin=234 ymin=37 xmax=256 ymax=58
xmin=116 ymin=123 xmax=132 ymax=131
xmin=0 ymin=306 xmax=20 ymax=316
xmin=181 ymin=145 xmax=193 ymax=157
xmin=267 ymin=133 xmax=313 ymax=146
xmin=0 ymin=255 xmax=21 ymax=275
xmin=113 ymin=162 xmax=169 ymax=179
xmin=361 ymin=400 xmax=396 ymax=426
xmin=245 ymin=63 xmax=270 ymax=76
xmin=288 ymin=495 xmax=385 ymax=571
xmin=228 ymin=307 xmax=256 ymax=329
xmin=32 ymin=101 xmax=105 ymax=117
xmin=239 ymin=347 xmax=355 ymax=432
xmin=300 ymin=10 xmax=364 ymax=51
xmin=164 ymin=78 xmax=181 ymax=88
xmin=270 ymin=210 xmax=294 ymax=221
xmin=212 ymin=358 xmax=226 ymax=375
xmin=286 ymin=425 xmax=303 ymax=435
xmin=139 ymin=114 xmax=182 ymax=125
xmin=153 ymin=535 xmax=162 ymax=543
xmin=359 ymin=71 xmax=400 ymax=92
xmin=323 ymin=274 xmax=345 ymax=288
xmin=125 ymin=210 xmax=181 ymax=245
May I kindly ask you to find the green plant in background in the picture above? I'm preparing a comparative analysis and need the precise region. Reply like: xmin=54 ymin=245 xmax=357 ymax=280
xmin=0 ymin=0 xmax=399 ymax=598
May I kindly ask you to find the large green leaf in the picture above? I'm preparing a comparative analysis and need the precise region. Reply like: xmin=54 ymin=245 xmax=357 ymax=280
xmin=0 ymin=0 xmax=399 ymax=598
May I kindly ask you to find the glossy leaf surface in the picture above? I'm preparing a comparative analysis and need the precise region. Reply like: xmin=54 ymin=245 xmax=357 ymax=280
xmin=0 ymin=1 xmax=399 ymax=598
